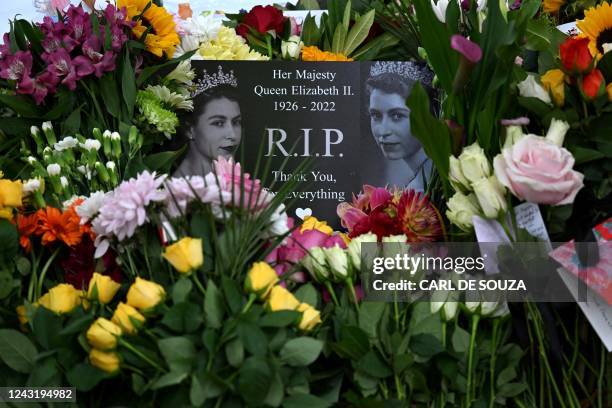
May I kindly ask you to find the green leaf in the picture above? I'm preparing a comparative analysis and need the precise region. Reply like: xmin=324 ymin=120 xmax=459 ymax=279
xmin=204 ymin=280 xmax=224 ymax=329
xmin=337 ymin=325 xmax=370 ymax=360
xmin=451 ymin=326 xmax=470 ymax=354
xmin=525 ymin=19 xmax=552 ymax=51
xmin=0 ymin=219 xmax=18 ymax=261
xmin=151 ymin=371 xmax=188 ymax=389
xmin=0 ymin=94 xmax=41 ymax=118
xmin=410 ymin=334 xmax=444 ymax=359
xmin=497 ymin=382 xmax=527 ymax=397
xmin=0 ymin=329 xmax=37 ymax=373
xmin=225 ymin=337 xmax=244 ymax=368
xmin=238 ymin=356 xmax=272 ymax=405
xmin=238 ymin=320 xmax=268 ymax=356
xmin=66 ymin=363 xmax=106 ymax=391
xmin=59 ymin=313 xmax=94 ymax=336
xmin=284 ymin=393 xmax=331 ymax=408
xmin=496 ymin=366 xmax=517 ymax=387
xmin=294 ymin=283 xmax=319 ymax=306
xmin=32 ymin=308 xmax=62 ymax=350
xmin=157 ymin=337 xmax=196 ymax=374
xmin=143 ymin=147 xmax=186 ymax=173
xmin=570 ymin=146 xmax=605 ymax=165
xmin=407 ymin=84 xmax=452 ymax=181
xmin=221 ymin=276 xmax=243 ymax=314
xmin=280 ymin=337 xmax=323 ymax=366
xmin=343 ymin=9 xmax=375 ymax=56
xmin=190 ymin=374 xmax=206 ymax=406
xmin=122 ymin=50 xmax=137 ymax=118
xmin=259 ymin=310 xmax=301 ymax=327
xmin=301 ymin=14 xmax=322 ymax=46
xmin=357 ymin=350 xmax=392 ymax=378
xmin=172 ymin=278 xmax=193 ymax=304
xmin=331 ymin=23 xmax=348 ymax=54
xmin=263 ymin=372 xmax=284 ymax=407
xmin=162 ymin=302 xmax=203 ymax=333
xmin=27 ymin=356 xmax=61 ymax=387
xmin=358 ymin=302 xmax=386 ymax=338
xmin=100 ymin=74 xmax=121 ymax=119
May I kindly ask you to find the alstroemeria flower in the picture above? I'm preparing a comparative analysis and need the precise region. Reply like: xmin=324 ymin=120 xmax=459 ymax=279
xmin=451 ymin=35 xmax=482 ymax=63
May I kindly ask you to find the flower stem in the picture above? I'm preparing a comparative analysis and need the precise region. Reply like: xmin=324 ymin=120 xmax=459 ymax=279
xmin=324 ymin=281 xmax=339 ymax=306
xmin=119 ymin=338 xmax=166 ymax=372
xmin=36 ymin=248 xmax=61 ymax=298
xmin=489 ymin=319 xmax=499 ymax=408
xmin=241 ymin=293 xmax=257 ymax=314
xmin=466 ymin=314 xmax=480 ymax=408
xmin=346 ymin=277 xmax=360 ymax=312
xmin=191 ymin=271 xmax=206 ymax=296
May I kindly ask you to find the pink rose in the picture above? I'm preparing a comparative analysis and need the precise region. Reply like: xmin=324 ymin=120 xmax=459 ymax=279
xmin=493 ymin=135 xmax=583 ymax=205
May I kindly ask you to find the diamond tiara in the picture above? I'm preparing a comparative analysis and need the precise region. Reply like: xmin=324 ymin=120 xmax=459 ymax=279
xmin=192 ymin=66 xmax=238 ymax=98
xmin=369 ymin=61 xmax=434 ymax=86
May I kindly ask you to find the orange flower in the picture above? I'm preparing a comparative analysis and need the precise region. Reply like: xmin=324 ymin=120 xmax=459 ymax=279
xmin=301 ymin=46 xmax=353 ymax=61
xmin=36 ymin=207 xmax=82 ymax=247
xmin=16 ymin=213 xmax=38 ymax=252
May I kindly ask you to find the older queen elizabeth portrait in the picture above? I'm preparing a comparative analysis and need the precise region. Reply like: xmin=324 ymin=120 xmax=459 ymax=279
xmin=363 ymin=61 xmax=435 ymax=191
xmin=175 ymin=66 xmax=242 ymax=177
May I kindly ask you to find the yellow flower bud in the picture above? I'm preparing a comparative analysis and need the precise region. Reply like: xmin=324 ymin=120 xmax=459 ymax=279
xmin=126 ymin=277 xmax=166 ymax=312
xmin=0 ymin=179 xmax=23 ymax=208
xmin=300 ymin=216 xmax=333 ymax=235
xmin=245 ymin=262 xmax=279 ymax=299
xmin=541 ymin=69 xmax=565 ymax=106
xmin=86 ymin=318 xmax=122 ymax=350
xmin=16 ymin=305 xmax=28 ymax=326
xmin=112 ymin=302 xmax=145 ymax=335
xmin=39 ymin=283 xmax=82 ymax=314
xmin=89 ymin=349 xmax=120 ymax=374
xmin=297 ymin=303 xmax=321 ymax=331
xmin=267 ymin=286 xmax=300 ymax=312
xmin=162 ymin=237 xmax=203 ymax=275
xmin=87 ymin=272 xmax=121 ymax=304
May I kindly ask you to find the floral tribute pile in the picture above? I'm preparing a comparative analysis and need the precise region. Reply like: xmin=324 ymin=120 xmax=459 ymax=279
xmin=0 ymin=0 xmax=609 ymax=407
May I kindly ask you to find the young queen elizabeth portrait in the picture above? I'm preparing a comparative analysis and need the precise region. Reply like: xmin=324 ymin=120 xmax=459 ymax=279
xmin=175 ymin=66 xmax=243 ymax=177
xmin=364 ymin=61 xmax=435 ymax=191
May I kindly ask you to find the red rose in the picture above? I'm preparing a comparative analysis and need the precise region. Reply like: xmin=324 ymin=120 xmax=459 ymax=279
xmin=236 ymin=6 xmax=287 ymax=38
xmin=560 ymin=37 xmax=593 ymax=74
xmin=581 ymin=69 xmax=605 ymax=100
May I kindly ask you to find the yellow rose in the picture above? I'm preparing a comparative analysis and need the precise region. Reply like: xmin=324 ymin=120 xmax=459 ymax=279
xmin=267 ymin=286 xmax=300 ymax=311
xmin=39 ymin=284 xmax=82 ymax=314
xmin=87 ymin=273 xmax=121 ymax=304
xmin=300 ymin=216 xmax=333 ymax=235
xmin=126 ymin=277 xmax=166 ymax=311
xmin=0 ymin=179 xmax=23 ymax=208
xmin=112 ymin=302 xmax=145 ymax=335
xmin=297 ymin=303 xmax=322 ymax=331
xmin=607 ymin=83 xmax=612 ymax=101
xmin=86 ymin=318 xmax=122 ymax=350
xmin=541 ymin=69 xmax=566 ymax=106
xmin=162 ymin=237 xmax=203 ymax=274
xmin=245 ymin=262 xmax=279 ymax=299
xmin=89 ymin=349 xmax=120 ymax=374
xmin=0 ymin=207 xmax=13 ymax=220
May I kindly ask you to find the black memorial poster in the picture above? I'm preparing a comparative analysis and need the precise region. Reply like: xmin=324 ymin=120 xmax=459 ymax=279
xmin=181 ymin=61 xmax=434 ymax=225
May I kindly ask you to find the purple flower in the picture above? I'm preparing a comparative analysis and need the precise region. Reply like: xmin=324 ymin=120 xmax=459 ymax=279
xmin=47 ymin=49 xmax=78 ymax=90
xmin=73 ymin=35 xmax=116 ymax=78
xmin=500 ymin=117 xmax=530 ymax=126
xmin=163 ymin=176 xmax=226 ymax=218
xmin=461 ymin=0 xmax=471 ymax=10
xmin=0 ymin=51 xmax=33 ymax=81
xmin=65 ymin=5 xmax=91 ymax=44
xmin=451 ymin=34 xmax=482 ymax=63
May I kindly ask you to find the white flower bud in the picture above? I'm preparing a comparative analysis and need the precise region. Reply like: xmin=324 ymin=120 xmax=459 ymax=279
xmin=42 ymin=121 xmax=53 ymax=131
xmin=54 ymin=136 xmax=79 ymax=151
xmin=446 ymin=192 xmax=481 ymax=231
xmin=30 ymin=126 xmax=40 ymax=136
xmin=503 ymin=126 xmax=525 ymax=149
xmin=22 ymin=179 xmax=41 ymax=194
xmin=103 ymin=130 xmax=112 ymax=139
xmin=60 ymin=176 xmax=69 ymax=187
xmin=77 ymin=165 xmax=87 ymax=175
xmin=80 ymin=139 xmax=102 ymax=151
xmin=111 ymin=132 xmax=121 ymax=140
xmin=347 ymin=232 xmax=377 ymax=270
xmin=517 ymin=75 xmax=552 ymax=105
xmin=106 ymin=161 xmax=116 ymax=170
xmin=545 ymin=118 xmax=570 ymax=146
xmin=27 ymin=156 xmax=37 ymax=164
xmin=46 ymin=163 xmax=61 ymax=176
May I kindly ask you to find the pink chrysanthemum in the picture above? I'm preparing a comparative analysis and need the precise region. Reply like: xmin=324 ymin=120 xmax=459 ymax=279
xmin=92 ymin=171 xmax=166 ymax=253
xmin=163 ymin=175 xmax=229 ymax=218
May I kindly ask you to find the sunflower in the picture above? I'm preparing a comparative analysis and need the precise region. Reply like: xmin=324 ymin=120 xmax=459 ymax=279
xmin=577 ymin=2 xmax=612 ymax=58
xmin=118 ymin=0 xmax=180 ymax=58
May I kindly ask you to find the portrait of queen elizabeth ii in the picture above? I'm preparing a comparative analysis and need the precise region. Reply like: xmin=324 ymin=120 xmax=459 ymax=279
xmin=362 ymin=61 xmax=436 ymax=191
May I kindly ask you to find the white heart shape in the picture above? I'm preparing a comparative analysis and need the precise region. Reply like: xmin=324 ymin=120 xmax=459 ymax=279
xmin=295 ymin=207 xmax=312 ymax=220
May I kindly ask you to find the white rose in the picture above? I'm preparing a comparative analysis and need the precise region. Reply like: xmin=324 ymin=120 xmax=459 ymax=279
xmin=347 ymin=233 xmax=378 ymax=270
xmin=517 ymin=75 xmax=552 ymax=105
xmin=458 ymin=143 xmax=491 ymax=183
xmin=302 ymin=246 xmax=329 ymax=282
xmin=281 ymin=35 xmax=303 ymax=59
xmin=323 ymin=245 xmax=349 ymax=280
xmin=449 ymin=156 xmax=471 ymax=192
xmin=446 ymin=191 xmax=481 ymax=231
xmin=472 ymin=176 xmax=507 ymax=218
